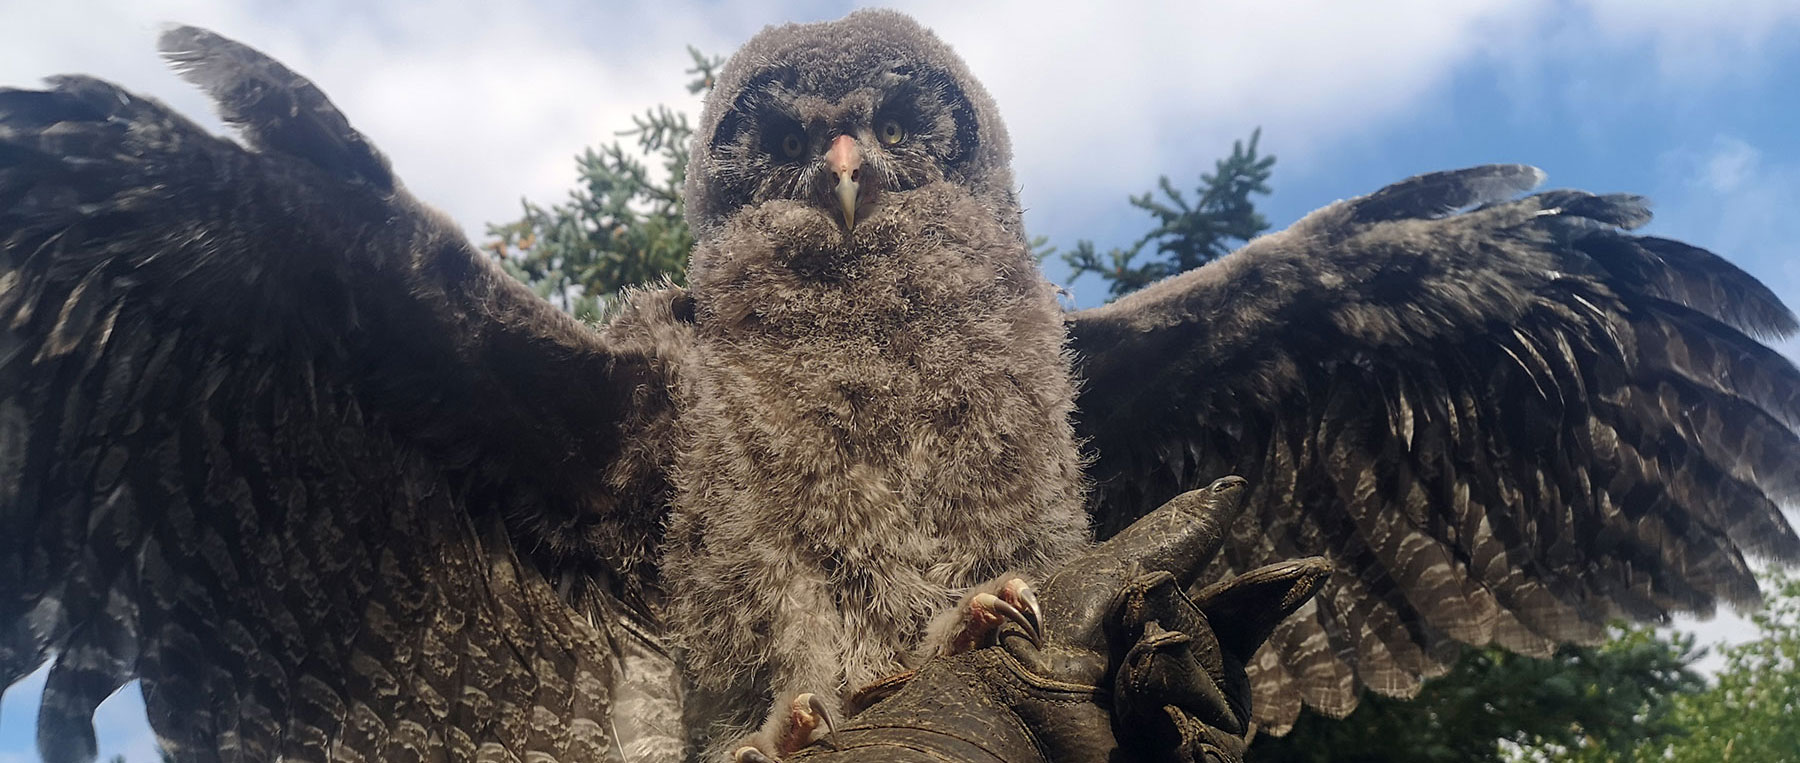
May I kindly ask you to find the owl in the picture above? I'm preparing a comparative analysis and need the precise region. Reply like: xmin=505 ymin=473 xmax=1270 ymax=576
xmin=660 ymin=11 xmax=1089 ymax=756
xmin=4 ymin=9 xmax=1798 ymax=763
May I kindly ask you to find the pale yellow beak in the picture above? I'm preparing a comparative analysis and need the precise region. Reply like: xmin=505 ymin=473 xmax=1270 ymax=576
xmin=825 ymin=134 xmax=863 ymax=229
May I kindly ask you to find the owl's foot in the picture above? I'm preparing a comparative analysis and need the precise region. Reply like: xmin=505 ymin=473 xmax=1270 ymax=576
xmin=731 ymin=692 xmax=838 ymax=763
xmin=925 ymin=574 xmax=1044 ymax=657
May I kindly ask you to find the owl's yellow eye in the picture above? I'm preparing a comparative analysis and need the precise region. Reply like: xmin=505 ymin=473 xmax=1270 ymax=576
xmin=878 ymin=119 xmax=905 ymax=146
xmin=781 ymin=133 xmax=805 ymax=159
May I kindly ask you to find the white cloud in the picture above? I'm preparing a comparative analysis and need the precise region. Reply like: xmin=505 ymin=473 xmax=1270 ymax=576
xmin=0 ymin=0 xmax=786 ymax=239
xmin=888 ymin=0 xmax=1552 ymax=240
xmin=1702 ymin=136 xmax=1762 ymax=194
xmin=1581 ymin=0 xmax=1800 ymax=82
xmin=6 ymin=0 xmax=1799 ymax=245
xmin=1653 ymin=135 xmax=1800 ymax=314
xmin=863 ymin=0 xmax=1800 ymax=247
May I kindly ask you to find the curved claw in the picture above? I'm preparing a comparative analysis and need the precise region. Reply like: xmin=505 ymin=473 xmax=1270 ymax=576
xmin=973 ymin=592 xmax=1043 ymax=650
xmin=738 ymin=691 xmax=841 ymax=762
xmin=801 ymin=692 xmax=839 ymax=748
xmin=1005 ymin=579 xmax=1042 ymax=647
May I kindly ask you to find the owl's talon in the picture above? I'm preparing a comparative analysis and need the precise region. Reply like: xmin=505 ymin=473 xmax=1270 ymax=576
xmin=981 ymin=576 xmax=1044 ymax=649
xmin=1002 ymin=578 xmax=1043 ymax=647
xmin=973 ymin=592 xmax=1043 ymax=650
xmin=800 ymin=691 xmax=839 ymax=748
xmin=736 ymin=690 xmax=838 ymax=761
xmin=927 ymin=575 xmax=1046 ymax=656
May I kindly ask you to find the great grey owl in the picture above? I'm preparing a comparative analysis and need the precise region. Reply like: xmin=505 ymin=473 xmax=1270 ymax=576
xmin=4 ymin=8 xmax=1798 ymax=763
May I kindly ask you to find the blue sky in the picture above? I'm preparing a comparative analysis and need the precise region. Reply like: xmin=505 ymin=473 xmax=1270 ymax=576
xmin=2 ymin=0 xmax=1798 ymax=760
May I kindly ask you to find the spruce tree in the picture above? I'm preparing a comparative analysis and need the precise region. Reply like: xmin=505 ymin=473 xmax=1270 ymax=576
xmin=485 ymin=47 xmax=722 ymax=321
xmin=1062 ymin=129 xmax=1274 ymax=299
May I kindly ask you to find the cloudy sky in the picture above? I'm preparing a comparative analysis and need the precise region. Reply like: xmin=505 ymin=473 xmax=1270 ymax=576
xmin=3 ymin=0 xmax=1799 ymax=759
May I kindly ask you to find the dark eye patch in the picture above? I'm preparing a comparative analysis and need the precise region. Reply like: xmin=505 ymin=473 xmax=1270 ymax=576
xmin=705 ymin=67 xmax=819 ymax=211
xmin=762 ymin=117 xmax=807 ymax=162
xmin=712 ymin=67 xmax=799 ymax=152
xmin=884 ymin=65 xmax=978 ymax=167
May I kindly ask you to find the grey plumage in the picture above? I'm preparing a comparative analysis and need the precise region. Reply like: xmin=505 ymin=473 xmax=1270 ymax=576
xmin=2 ymin=9 xmax=1797 ymax=763
xmin=667 ymin=11 xmax=1087 ymax=749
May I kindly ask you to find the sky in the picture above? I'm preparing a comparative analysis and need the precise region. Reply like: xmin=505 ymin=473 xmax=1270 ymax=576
xmin=2 ymin=0 xmax=1798 ymax=760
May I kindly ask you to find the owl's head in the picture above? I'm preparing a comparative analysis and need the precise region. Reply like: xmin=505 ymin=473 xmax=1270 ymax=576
xmin=684 ymin=10 xmax=1020 ymax=243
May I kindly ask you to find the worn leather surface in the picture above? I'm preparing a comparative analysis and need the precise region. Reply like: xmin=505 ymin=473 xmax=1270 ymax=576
xmin=792 ymin=477 xmax=1329 ymax=762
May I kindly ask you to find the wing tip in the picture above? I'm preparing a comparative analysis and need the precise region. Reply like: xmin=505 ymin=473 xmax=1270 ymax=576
xmin=1459 ymin=163 xmax=1547 ymax=206
xmin=150 ymin=24 xmax=395 ymax=192
xmin=155 ymin=23 xmax=208 ymax=54
xmin=1494 ymin=163 xmax=1547 ymax=193
xmin=156 ymin=24 xmax=230 ymax=86
xmin=1349 ymin=163 xmax=1548 ymax=224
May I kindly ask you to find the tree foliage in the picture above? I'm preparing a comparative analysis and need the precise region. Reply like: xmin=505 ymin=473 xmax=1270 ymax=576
xmin=1651 ymin=569 xmax=1800 ymax=761
xmin=1525 ymin=569 xmax=1800 ymax=763
xmin=485 ymin=47 xmax=722 ymax=321
xmin=1062 ymin=129 xmax=1274 ymax=298
xmin=1250 ymin=626 xmax=1704 ymax=763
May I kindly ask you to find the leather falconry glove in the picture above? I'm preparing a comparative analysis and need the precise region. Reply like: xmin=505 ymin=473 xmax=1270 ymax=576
xmin=789 ymin=476 xmax=1329 ymax=762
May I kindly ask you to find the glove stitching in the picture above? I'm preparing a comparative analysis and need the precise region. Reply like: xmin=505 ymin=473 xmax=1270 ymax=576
xmin=984 ymin=649 xmax=1101 ymax=697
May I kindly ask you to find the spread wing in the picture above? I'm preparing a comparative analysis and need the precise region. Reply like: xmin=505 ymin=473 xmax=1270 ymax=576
xmin=0 ymin=28 xmax=688 ymax=762
xmin=1067 ymin=165 xmax=1800 ymax=734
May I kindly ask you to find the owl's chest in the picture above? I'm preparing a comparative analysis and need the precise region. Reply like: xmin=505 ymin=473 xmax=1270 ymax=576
xmin=678 ymin=299 xmax=1075 ymax=526
xmin=669 ymin=253 xmax=1087 ymax=571
xmin=709 ymin=317 xmax=1032 ymax=459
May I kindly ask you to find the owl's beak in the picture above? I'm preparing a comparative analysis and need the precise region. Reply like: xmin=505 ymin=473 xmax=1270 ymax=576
xmin=825 ymin=134 xmax=864 ymax=230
